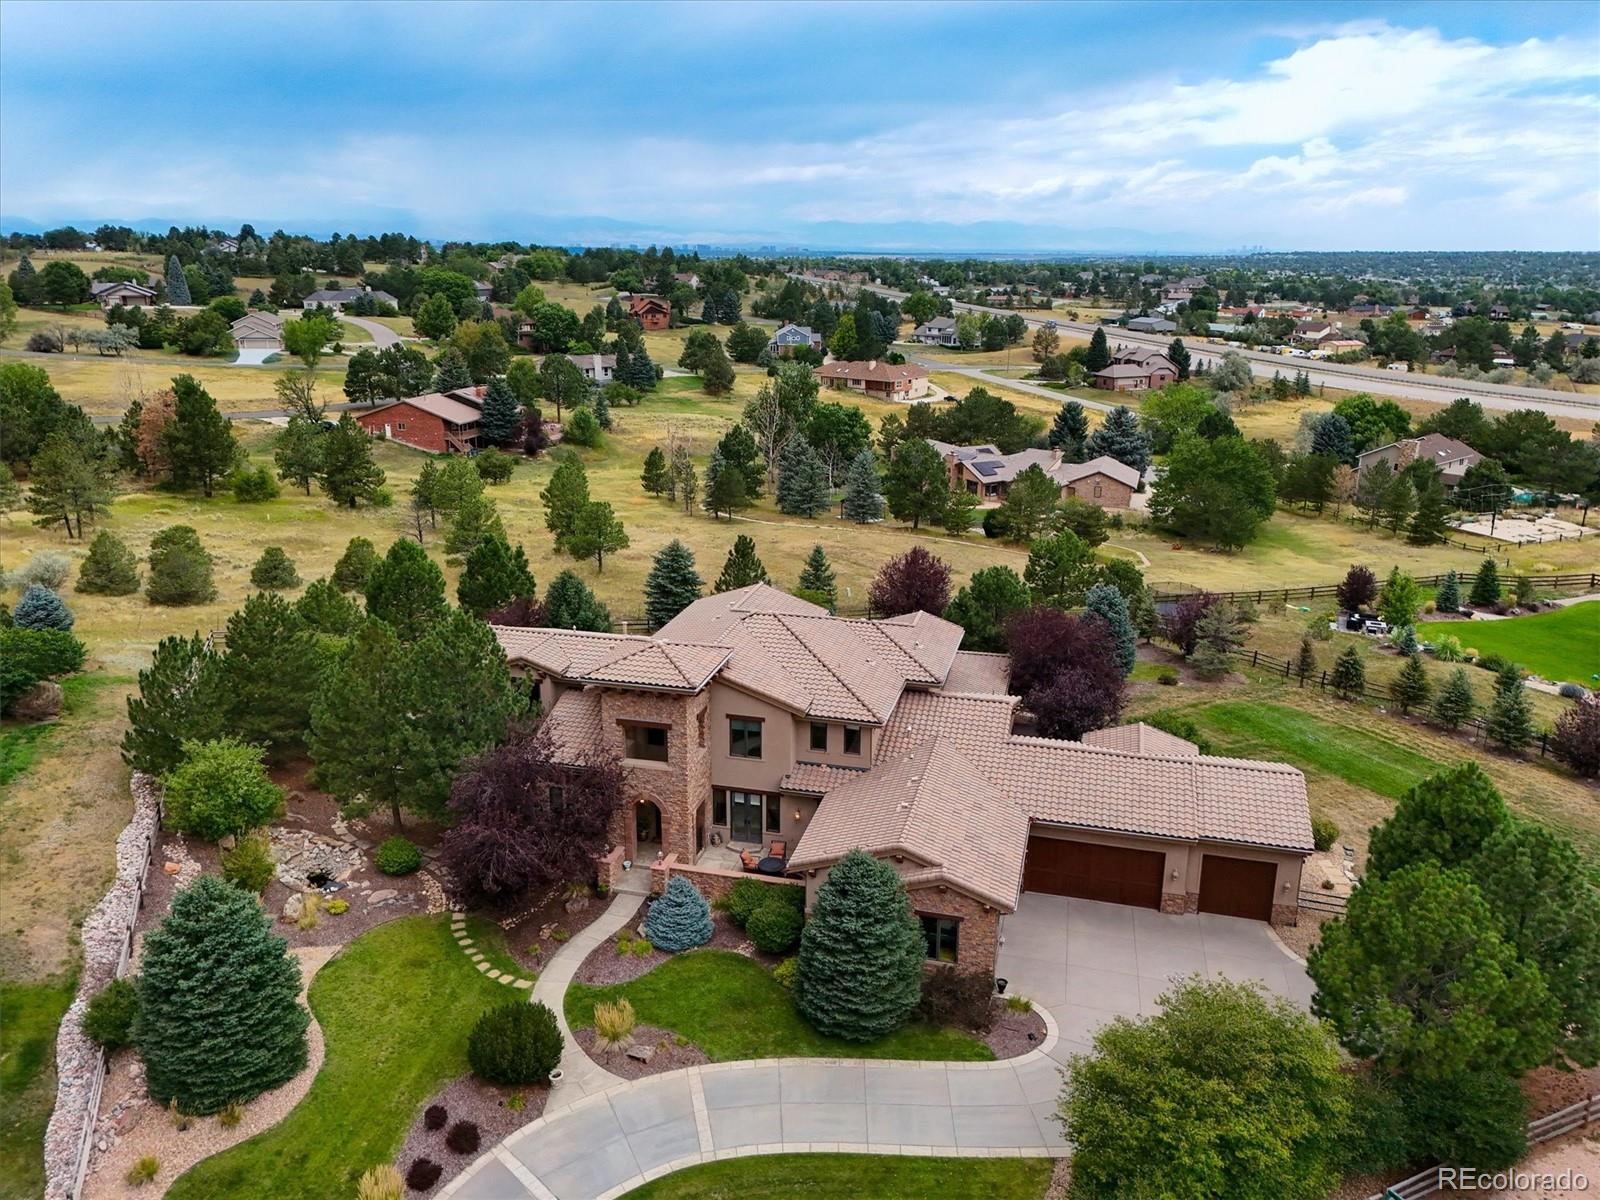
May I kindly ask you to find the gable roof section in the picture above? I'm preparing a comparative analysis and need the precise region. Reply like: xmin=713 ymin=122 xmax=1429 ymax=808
xmin=1081 ymin=722 xmax=1199 ymax=756
xmin=939 ymin=651 xmax=1010 ymax=694
xmin=817 ymin=360 xmax=929 ymax=384
xmin=91 ymin=280 xmax=156 ymax=298
xmin=491 ymin=627 xmax=730 ymax=692
xmin=542 ymin=688 xmax=604 ymax=763
xmin=230 ymin=311 xmax=284 ymax=335
xmin=366 ymin=391 xmax=483 ymax=425
xmin=1055 ymin=455 xmax=1141 ymax=490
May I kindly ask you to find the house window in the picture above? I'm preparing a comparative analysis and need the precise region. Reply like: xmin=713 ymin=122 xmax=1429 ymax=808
xmin=396 ymin=422 xmax=407 ymax=431
xmin=622 ymin=723 xmax=669 ymax=762
xmin=712 ymin=789 xmax=727 ymax=826
xmin=843 ymin=726 xmax=862 ymax=756
xmin=729 ymin=717 xmax=763 ymax=759
xmin=1092 ymin=483 xmax=1103 ymax=498
xmin=809 ymin=722 xmax=828 ymax=752
xmin=921 ymin=915 xmax=959 ymax=963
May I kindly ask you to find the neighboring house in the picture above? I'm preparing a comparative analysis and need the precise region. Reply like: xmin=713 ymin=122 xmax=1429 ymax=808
xmin=495 ymin=584 xmax=1313 ymax=976
xmin=1489 ymin=303 xmax=1511 ymax=320
xmin=628 ymin=294 xmax=672 ymax=331
xmin=569 ymin=353 xmax=617 ymax=384
xmin=768 ymin=323 xmax=823 ymax=357
xmin=1356 ymin=433 xmax=1483 ymax=489
xmin=1292 ymin=321 xmax=1338 ymax=346
xmin=911 ymin=316 xmax=959 ymax=347
xmin=355 ymin=389 xmax=484 ymax=454
xmin=302 ymin=286 xmax=399 ymax=312
xmin=213 ymin=237 xmax=240 ymax=253
xmin=229 ymin=311 xmax=284 ymax=351
xmin=1111 ymin=346 xmax=1177 ymax=370
xmin=1126 ymin=315 xmax=1177 ymax=334
xmin=89 ymin=280 xmax=157 ymax=309
xmin=930 ymin=440 xmax=1141 ymax=509
xmin=471 ymin=280 xmax=493 ymax=302
xmin=816 ymin=359 xmax=931 ymax=402
xmin=1092 ymin=361 xmax=1176 ymax=392
xmin=673 ymin=272 xmax=701 ymax=290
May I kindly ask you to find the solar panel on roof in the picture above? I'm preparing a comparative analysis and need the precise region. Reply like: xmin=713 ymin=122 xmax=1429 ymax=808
xmin=972 ymin=461 xmax=1001 ymax=476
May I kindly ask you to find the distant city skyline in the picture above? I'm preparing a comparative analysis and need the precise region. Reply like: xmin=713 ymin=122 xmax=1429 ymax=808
xmin=2 ymin=1 xmax=1597 ymax=252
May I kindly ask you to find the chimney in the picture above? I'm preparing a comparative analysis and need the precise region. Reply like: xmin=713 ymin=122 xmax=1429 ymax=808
xmin=1050 ymin=447 xmax=1063 ymax=468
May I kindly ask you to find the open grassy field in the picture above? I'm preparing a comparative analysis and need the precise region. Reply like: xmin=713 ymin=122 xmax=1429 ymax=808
xmin=1442 ymin=602 xmax=1600 ymax=686
xmin=619 ymin=1154 xmax=1054 ymax=1200
xmin=0 ymin=978 xmax=76 ymax=1200
xmin=5 ymin=352 xmax=349 ymax=417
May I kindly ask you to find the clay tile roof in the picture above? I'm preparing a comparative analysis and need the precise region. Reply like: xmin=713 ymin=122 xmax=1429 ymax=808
xmin=789 ymin=739 xmax=1029 ymax=912
xmin=490 ymin=627 xmax=729 ymax=692
xmin=541 ymin=689 xmax=603 ymax=763
xmin=939 ymin=651 xmax=1010 ymax=695
xmin=1081 ymin=722 xmax=1199 ymax=756
xmin=778 ymin=760 xmax=870 ymax=795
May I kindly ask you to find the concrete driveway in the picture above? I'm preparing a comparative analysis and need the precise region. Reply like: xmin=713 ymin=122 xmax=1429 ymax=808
xmin=996 ymin=894 xmax=1315 ymax=1051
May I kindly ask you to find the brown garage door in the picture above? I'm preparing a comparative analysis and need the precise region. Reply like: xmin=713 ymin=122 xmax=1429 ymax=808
xmin=1198 ymin=855 xmax=1277 ymax=921
xmin=1023 ymin=837 xmax=1164 ymax=909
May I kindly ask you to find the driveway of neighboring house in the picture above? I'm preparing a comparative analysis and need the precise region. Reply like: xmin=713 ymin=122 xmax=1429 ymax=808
xmin=230 ymin=347 xmax=277 ymax=366
xmin=342 ymin=315 xmax=404 ymax=347
xmin=996 ymin=894 xmax=1316 ymax=1051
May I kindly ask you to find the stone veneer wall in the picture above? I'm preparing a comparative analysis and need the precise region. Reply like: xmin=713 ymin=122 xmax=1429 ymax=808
xmin=908 ymin=884 xmax=1000 ymax=976
xmin=1162 ymin=891 xmax=1300 ymax=927
xmin=650 ymin=854 xmax=804 ymax=902
xmin=598 ymin=689 xmax=711 ymax=864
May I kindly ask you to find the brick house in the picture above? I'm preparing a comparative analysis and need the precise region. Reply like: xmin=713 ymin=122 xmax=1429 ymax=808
xmin=355 ymin=388 xmax=484 ymax=454
xmin=1092 ymin=360 xmax=1177 ymax=392
xmin=90 ymin=280 xmax=157 ymax=309
xmin=930 ymin=441 xmax=1140 ymax=509
xmin=493 ymin=585 xmax=1312 ymax=975
xmin=816 ymin=359 xmax=931 ymax=402
xmin=628 ymin=295 xmax=671 ymax=331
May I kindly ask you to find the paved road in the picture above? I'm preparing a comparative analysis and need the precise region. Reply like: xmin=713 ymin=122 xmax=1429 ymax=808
xmin=794 ymin=274 xmax=1600 ymax=420
xmin=907 ymin=355 xmax=1117 ymax=413
xmin=341 ymin=315 xmax=406 ymax=348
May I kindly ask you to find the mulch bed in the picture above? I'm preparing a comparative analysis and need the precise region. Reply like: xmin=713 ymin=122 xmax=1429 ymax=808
xmin=471 ymin=882 xmax=612 ymax=977
xmin=984 ymin=1001 xmax=1049 ymax=1060
xmin=572 ymin=913 xmax=778 ymax=987
xmin=393 ymin=1074 xmax=548 ymax=1198
xmin=574 ymin=1024 xmax=710 ymax=1080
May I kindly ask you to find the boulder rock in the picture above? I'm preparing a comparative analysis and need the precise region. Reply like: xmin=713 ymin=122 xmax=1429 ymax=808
xmin=10 ymin=680 xmax=63 ymax=722
xmin=368 ymin=889 xmax=396 ymax=904
xmin=282 ymin=892 xmax=305 ymax=922
xmin=218 ymin=834 xmax=236 ymax=852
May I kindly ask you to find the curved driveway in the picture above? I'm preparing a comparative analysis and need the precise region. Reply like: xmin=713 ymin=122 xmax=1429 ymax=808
xmin=341 ymin=314 xmax=407 ymax=348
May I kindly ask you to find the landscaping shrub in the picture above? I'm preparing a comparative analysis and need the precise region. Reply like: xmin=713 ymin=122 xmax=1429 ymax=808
xmin=332 ymin=536 xmax=378 ymax=592
xmin=162 ymin=737 xmax=285 ymax=842
xmin=230 ymin=464 xmax=281 ymax=503
xmin=1551 ymin=698 xmax=1600 ymax=779
xmin=221 ymin=832 xmax=277 ymax=894
xmin=1395 ymin=1068 xmax=1527 ymax=1172
xmin=1142 ymin=710 xmax=1213 ymax=754
xmin=146 ymin=525 xmax=217 ymax=605
xmin=77 ymin=531 xmax=140 ymax=595
xmin=1 ymin=626 xmax=86 ymax=679
xmin=1311 ymin=816 xmax=1340 ymax=853
xmin=296 ymin=577 xmax=364 ymax=635
xmin=1558 ymin=682 xmax=1589 ymax=700
xmin=1431 ymin=633 xmax=1463 ymax=662
xmin=406 ymin=1158 xmax=443 ymax=1191
xmin=13 ymin=583 xmax=74 ymax=631
xmin=375 ymin=836 xmax=422 ymax=876
xmin=475 ymin=447 xmax=516 ymax=484
xmin=725 ymin=877 xmax=772 ymax=928
xmin=84 ymin=977 xmax=140 ymax=1049
xmin=1156 ymin=667 xmax=1179 ymax=686
xmin=1475 ymin=652 xmax=1510 ymax=675
xmin=916 ymin=967 xmax=996 ymax=1032
xmin=125 ymin=1157 xmax=160 ymax=1188
xmin=8 ymin=550 xmax=71 ymax=592
xmin=356 ymin=1165 xmax=403 ymax=1200
xmin=445 ymin=1121 xmax=481 ymax=1155
xmin=216 ymin=1099 xmax=243 ymax=1128
xmin=326 ymin=898 xmax=348 ymax=915
xmin=466 ymin=1000 xmax=563 ymax=1085
xmin=593 ymin=998 xmax=636 ymax=1051
xmin=772 ymin=957 xmax=798 ymax=990
xmin=250 ymin=546 xmax=301 ymax=590
xmin=1335 ymin=1071 xmax=1414 ymax=1176
xmin=424 ymin=1104 xmax=448 ymax=1131
xmin=631 ymin=937 xmax=653 ymax=957
xmin=746 ymin=899 xmax=803 ymax=954
xmin=643 ymin=876 xmax=713 ymax=952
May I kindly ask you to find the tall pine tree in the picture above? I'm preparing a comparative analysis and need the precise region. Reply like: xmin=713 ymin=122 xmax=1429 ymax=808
xmin=841 ymin=446 xmax=883 ymax=523
xmin=1084 ymin=405 xmax=1151 ymax=472
xmin=1486 ymin=664 xmax=1534 ymax=750
xmin=1085 ymin=326 xmax=1111 ymax=372
xmin=458 ymin=533 xmax=535 ymax=617
xmin=477 ymin=378 xmax=521 ymax=445
xmin=1084 ymin=583 xmax=1137 ymax=677
xmin=714 ymin=535 xmax=769 ymax=592
xmin=776 ymin=435 xmax=830 ymax=516
xmin=363 ymin=538 xmax=446 ymax=641
xmin=220 ymin=592 xmax=323 ymax=754
xmin=163 ymin=374 xmax=239 ymax=496
xmin=643 ymin=540 xmax=703 ymax=628
xmin=796 ymin=545 xmax=837 ymax=611
xmin=164 ymin=254 xmax=192 ymax=306
xmin=640 ymin=446 xmax=669 ymax=495
xmin=1049 ymin=400 xmax=1089 ymax=460
xmin=543 ymin=569 xmax=613 ymax=631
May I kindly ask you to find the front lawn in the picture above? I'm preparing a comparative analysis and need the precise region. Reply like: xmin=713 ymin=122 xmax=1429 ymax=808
xmin=167 ymin=916 xmax=506 ymax=1200
xmin=565 ymin=950 xmax=993 ymax=1062
xmin=619 ymin=1153 xmax=1053 ymax=1199
xmin=1447 ymin=601 xmax=1599 ymax=686
xmin=0 ymin=978 xmax=76 ymax=1200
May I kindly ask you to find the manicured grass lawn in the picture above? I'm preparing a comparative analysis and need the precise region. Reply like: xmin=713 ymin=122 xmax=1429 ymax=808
xmin=1447 ymin=602 xmax=1599 ymax=686
xmin=461 ymin=913 xmax=533 ymax=981
xmin=619 ymin=1153 xmax=1053 ymax=1199
xmin=565 ymin=950 xmax=993 ymax=1063
xmin=1186 ymin=701 xmax=1440 ymax=800
xmin=0 ymin=978 xmax=76 ymax=1200
xmin=167 ymin=916 xmax=507 ymax=1200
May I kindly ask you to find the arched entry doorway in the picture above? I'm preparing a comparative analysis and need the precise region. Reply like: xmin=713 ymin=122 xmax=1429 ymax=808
xmin=634 ymin=799 xmax=663 ymax=861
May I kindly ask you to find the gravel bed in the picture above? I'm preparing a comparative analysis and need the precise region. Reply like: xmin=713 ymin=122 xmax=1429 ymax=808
xmin=984 ymin=1002 xmax=1049 ymax=1060
xmin=394 ymin=1075 xmax=548 ymax=1198
xmin=573 ymin=1025 xmax=709 ymax=1080
xmin=573 ymin=914 xmax=773 ymax=986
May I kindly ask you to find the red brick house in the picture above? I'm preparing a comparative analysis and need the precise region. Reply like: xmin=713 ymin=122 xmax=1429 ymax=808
xmin=355 ymin=389 xmax=483 ymax=454
xmin=1092 ymin=361 xmax=1176 ymax=391
xmin=816 ymin=359 xmax=931 ymax=401
xmin=628 ymin=294 xmax=671 ymax=331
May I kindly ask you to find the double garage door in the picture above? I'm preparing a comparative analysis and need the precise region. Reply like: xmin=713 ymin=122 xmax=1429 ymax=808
xmin=1023 ymin=837 xmax=1277 ymax=922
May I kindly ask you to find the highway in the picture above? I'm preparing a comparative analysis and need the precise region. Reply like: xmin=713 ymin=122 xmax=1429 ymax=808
xmin=792 ymin=274 xmax=1600 ymax=421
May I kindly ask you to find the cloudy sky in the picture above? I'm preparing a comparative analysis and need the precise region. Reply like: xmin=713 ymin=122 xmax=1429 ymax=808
xmin=2 ymin=1 xmax=1596 ymax=251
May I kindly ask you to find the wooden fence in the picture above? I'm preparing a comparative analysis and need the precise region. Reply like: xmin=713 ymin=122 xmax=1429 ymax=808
xmin=1296 ymin=888 xmax=1348 ymax=916
xmin=1366 ymin=1093 xmax=1600 ymax=1200
xmin=1150 ymin=572 xmax=1599 ymax=607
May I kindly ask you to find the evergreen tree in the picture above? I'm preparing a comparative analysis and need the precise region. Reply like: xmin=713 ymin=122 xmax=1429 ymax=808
xmin=775 ymin=435 xmax=830 ymax=517
xmin=1431 ymin=667 xmax=1479 ymax=730
xmin=796 ymin=545 xmax=837 ymax=611
xmin=1391 ymin=653 xmax=1433 ymax=714
xmin=592 ymin=388 xmax=612 ymax=431
xmin=295 ymin=577 xmax=363 ymax=636
xmin=700 ymin=343 xmax=735 ymax=395
xmin=273 ymin=413 xmax=325 ymax=496
xmin=565 ymin=500 xmax=629 ymax=571
xmin=1355 ymin=458 xmax=1394 ymax=527
xmin=671 ymin=444 xmax=698 ymax=514
xmin=1085 ymin=326 xmax=1111 ymax=372
xmin=642 ymin=876 xmax=714 ymax=952
xmin=640 ymin=446 xmax=669 ymax=495
xmin=1084 ymin=583 xmax=1137 ymax=677
xmin=1330 ymin=645 xmax=1366 ymax=699
xmin=164 ymin=254 xmax=192 ymax=306
xmin=12 ymin=584 xmax=73 ymax=632
xmin=702 ymin=447 xmax=748 ymax=518
xmin=1435 ymin=569 xmax=1461 ymax=614
xmin=1049 ymin=400 xmax=1089 ymax=459
xmin=942 ymin=566 xmax=1030 ymax=653
xmin=363 ymin=538 xmax=446 ymax=641
xmin=458 ymin=533 xmax=535 ymax=617
xmin=1295 ymin=632 xmax=1318 ymax=680
xmin=1380 ymin=476 xmax=1415 ymax=535
xmin=1310 ymin=413 xmax=1355 ymax=464
xmin=795 ymin=849 xmax=926 ymax=1041
xmin=1084 ymin=405 xmax=1151 ymax=472
xmin=163 ymin=375 xmax=240 ymax=497
xmin=1486 ymin=665 xmax=1534 ymax=751
xmin=643 ymin=540 xmax=703 ymax=628
xmin=715 ymin=534 xmax=769 ymax=592
xmin=1188 ymin=601 xmax=1245 ymax=678
xmin=431 ymin=346 xmax=472 ymax=391
xmin=121 ymin=634 xmax=227 ymax=775
xmin=332 ymin=536 xmax=377 ymax=592
xmin=318 ymin=413 xmax=386 ymax=507
xmin=941 ymin=487 xmax=980 ymax=535
xmin=717 ymin=423 xmax=765 ymax=497
xmin=1469 ymin=558 xmax=1502 ymax=607
xmin=477 ymin=378 xmax=521 ymax=445
xmin=145 ymin=524 xmax=216 ymax=605
xmin=840 ymin=446 xmax=883 ymax=523
xmin=249 ymin=546 xmax=300 ymax=590
xmin=540 ymin=453 xmax=589 ymax=548
xmin=1024 ymin=528 xmax=1097 ymax=607
xmin=136 ymin=876 xmax=307 ymax=1114
xmin=1408 ymin=477 xmax=1450 ymax=545
xmin=444 ymin=491 xmax=505 ymax=558
xmin=883 ymin=437 xmax=949 ymax=530
xmin=24 ymin=431 xmax=113 ymax=540
xmin=220 ymin=592 xmax=322 ymax=753
xmin=1166 ymin=337 xmax=1191 ymax=379
xmin=76 ymin=530 xmax=140 ymax=595
xmin=543 ymin=569 xmax=613 ymax=631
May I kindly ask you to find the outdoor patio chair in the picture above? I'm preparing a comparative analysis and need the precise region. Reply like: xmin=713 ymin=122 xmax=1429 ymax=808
xmin=740 ymin=849 xmax=761 ymax=872
xmin=768 ymin=840 xmax=787 ymax=861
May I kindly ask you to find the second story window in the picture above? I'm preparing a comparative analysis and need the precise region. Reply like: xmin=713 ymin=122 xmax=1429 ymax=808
xmin=809 ymin=722 xmax=828 ymax=752
xmin=729 ymin=717 xmax=763 ymax=759
xmin=843 ymin=725 xmax=862 ymax=756
xmin=622 ymin=722 xmax=669 ymax=763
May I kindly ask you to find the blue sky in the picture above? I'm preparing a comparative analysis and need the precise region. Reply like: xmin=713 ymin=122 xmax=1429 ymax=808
xmin=2 ymin=1 xmax=1597 ymax=251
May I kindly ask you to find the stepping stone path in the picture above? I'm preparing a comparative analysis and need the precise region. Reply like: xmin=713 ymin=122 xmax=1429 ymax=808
xmin=450 ymin=912 xmax=535 ymax=989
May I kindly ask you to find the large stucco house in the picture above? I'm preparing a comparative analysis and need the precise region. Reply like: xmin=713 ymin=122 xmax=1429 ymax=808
xmin=929 ymin=440 xmax=1141 ymax=510
xmin=492 ymin=585 xmax=1312 ymax=975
